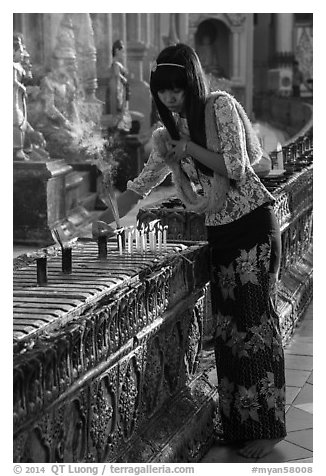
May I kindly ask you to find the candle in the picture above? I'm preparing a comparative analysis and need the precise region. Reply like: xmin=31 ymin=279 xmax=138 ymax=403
xmin=163 ymin=226 xmax=168 ymax=250
xmin=276 ymin=142 xmax=283 ymax=170
xmin=62 ymin=246 xmax=72 ymax=273
xmin=115 ymin=227 xmax=126 ymax=255
xmin=36 ymin=257 xmax=47 ymax=286
xmin=145 ymin=226 xmax=149 ymax=252
xmin=135 ymin=229 xmax=140 ymax=252
xmin=150 ymin=230 xmax=155 ymax=252
xmin=158 ymin=227 xmax=163 ymax=252
xmin=118 ymin=234 xmax=123 ymax=255
xmin=141 ymin=226 xmax=146 ymax=253
xmin=132 ymin=227 xmax=136 ymax=252
xmin=97 ymin=236 xmax=107 ymax=260
xmin=127 ymin=231 xmax=132 ymax=254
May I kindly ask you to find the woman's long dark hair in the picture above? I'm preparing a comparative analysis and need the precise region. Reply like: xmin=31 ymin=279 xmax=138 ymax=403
xmin=150 ymin=43 xmax=213 ymax=175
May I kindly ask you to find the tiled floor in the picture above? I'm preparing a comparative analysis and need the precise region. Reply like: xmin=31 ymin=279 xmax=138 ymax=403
xmin=200 ymin=301 xmax=313 ymax=463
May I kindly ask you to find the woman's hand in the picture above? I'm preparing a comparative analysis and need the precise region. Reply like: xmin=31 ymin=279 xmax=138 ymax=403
xmin=99 ymin=189 xmax=140 ymax=224
xmin=166 ymin=133 xmax=190 ymax=163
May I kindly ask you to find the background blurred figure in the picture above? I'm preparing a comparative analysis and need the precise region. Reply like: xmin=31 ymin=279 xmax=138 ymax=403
xmin=105 ymin=40 xmax=131 ymax=132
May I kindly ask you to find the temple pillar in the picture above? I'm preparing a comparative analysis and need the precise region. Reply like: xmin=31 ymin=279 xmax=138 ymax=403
xmin=72 ymin=13 xmax=101 ymax=106
xmin=144 ymin=13 xmax=151 ymax=46
xmin=245 ymin=14 xmax=254 ymax=118
xmin=275 ymin=13 xmax=294 ymax=54
xmin=127 ymin=14 xmax=143 ymax=81
xmin=178 ymin=13 xmax=189 ymax=43
xmin=126 ymin=13 xmax=151 ymax=134
xmin=121 ymin=13 xmax=127 ymax=50
xmin=231 ymin=29 xmax=241 ymax=80
xmin=107 ymin=14 xmax=113 ymax=67
xmin=160 ymin=14 xmax=170 ymax=49
xmin=267 ymin=13 xmax=295 ymax=96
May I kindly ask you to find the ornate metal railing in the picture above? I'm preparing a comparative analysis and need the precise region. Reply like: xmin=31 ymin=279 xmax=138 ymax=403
xmin=13 ymin=241 xmax=217 ymax=463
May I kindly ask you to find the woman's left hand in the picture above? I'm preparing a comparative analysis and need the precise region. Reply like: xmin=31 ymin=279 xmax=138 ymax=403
xmin=167 ymin=134 xmax=190 ymax=162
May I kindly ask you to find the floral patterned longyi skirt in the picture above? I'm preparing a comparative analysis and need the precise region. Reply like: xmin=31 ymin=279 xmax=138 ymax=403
xmin=207 ymin=202 xmax=287 ymax=442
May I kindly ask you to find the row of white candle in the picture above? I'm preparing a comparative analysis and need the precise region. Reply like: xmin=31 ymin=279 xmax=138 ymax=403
xmin=115 ymin=221 xmax=168 ymax=255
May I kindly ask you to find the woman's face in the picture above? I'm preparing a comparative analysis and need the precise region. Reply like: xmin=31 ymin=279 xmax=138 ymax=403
xmin=157 ymin=88 xmax=185 ymax=114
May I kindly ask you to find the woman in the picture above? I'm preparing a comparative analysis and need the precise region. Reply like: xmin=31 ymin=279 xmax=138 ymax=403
xmin=100 ymin=43 xmax=286 ymax=458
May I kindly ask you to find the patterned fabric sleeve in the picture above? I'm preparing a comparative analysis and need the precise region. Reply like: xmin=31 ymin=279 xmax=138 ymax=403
xmin=126 ymin=127 xmax=171 ymax=197
xmin=213 ymin=96 xmax=248 ymax=181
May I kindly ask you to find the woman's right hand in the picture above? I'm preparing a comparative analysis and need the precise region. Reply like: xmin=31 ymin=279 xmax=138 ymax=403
xmin=117 ymin=189 xmax=141 ymax=218
xmin=99 ymin=189 xmax=141 ymax=225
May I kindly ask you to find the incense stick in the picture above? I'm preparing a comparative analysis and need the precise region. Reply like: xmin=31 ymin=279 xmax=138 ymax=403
xmin=102 ymin=170 xmax=121 ymax=229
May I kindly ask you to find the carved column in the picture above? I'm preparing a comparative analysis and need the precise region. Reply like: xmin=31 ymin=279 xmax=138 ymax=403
xmin=125 ymin=13 xmax=151 ymax=138
xmin=107 ymin=14 xmax=113 ymax=66
xmin=270 ymin=13 xmax=295 ymax=96
xmin=127 ymin=13 xmax=144 ymax=81
xmin=245 ymin=13 xmax=254 ymax=118
xmin=231 ymin=29 xmax=241 ymax=80
xmin=166 ymin=13 xmax=179 ymax=46
xmin=71 ymin=13 xmax=100 ymax=104
xmin=144 ymin=13 xmax=151 ymax=46
xmin=225 ymin=13 xmax=250 ymax=111
xmin=275 ymin=13 xmax=294 ymax=54
xmin=178 ymin=13 xmax=189 ymax=43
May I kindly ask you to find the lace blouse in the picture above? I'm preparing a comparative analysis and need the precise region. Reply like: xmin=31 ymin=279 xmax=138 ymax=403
xmin=127 ymin=95 xmax=275 ymax=226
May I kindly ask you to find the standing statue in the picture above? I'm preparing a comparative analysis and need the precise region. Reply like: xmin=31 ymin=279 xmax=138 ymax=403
xmin=105 ymin=40 xmax=132 ymax=132
xmin=28 ymin=15 xmax=105 ymax=162
xmin=13 ymin=32 xmax=48 ymax=161
xmin=32 ymin=51 xmax=82 ymax=159
xmin=27 ymin=18 xmax=86 ymax=161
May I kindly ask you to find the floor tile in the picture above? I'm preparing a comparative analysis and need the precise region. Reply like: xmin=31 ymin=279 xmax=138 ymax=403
xmin=285 ymin=429 xmax=313 ymax=452
xmin=301 ymin=305 xmax=313 ymax=320
xmin=303 ymin=313 xmax=313 ymax=320
xmin=285 ymin=343 xmax=313 ymax=356
xmin=200 ymin=443 xmax=256 ymax=463
xmin=285 ymin=369 xmax=310 ymax=387
xmin=298 ymin=319 xmax=313 ymax=331
xmin=292 ymin=382 xmax=313 ymax=406
xmin=286 ymin=407 xmax=313 ymax=432
xmin=307 ymin=371 xmax=313 ymax=384
xmin=257 ymin=439 xmax=312 ymax=463
xmin=293 ymin=457 xmax=313 ymax=462
xmin=304 ymin=301 xmax=314 ymax=320
xmin=294 ymin=403 xmax=313 ymax=414
xmin=290 ymin=335 xmax=313 ymax=344
xmin=285 ymin=354 xmax=313 ymax=371
xmin=295 ymin=327 xmax=313 ymax=337
xmin=286 ymin=386 xmax=301 ymax=404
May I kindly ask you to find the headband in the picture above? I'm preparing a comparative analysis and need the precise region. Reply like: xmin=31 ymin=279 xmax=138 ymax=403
xmin=151 ymin=61 xmax=185 ymax=72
